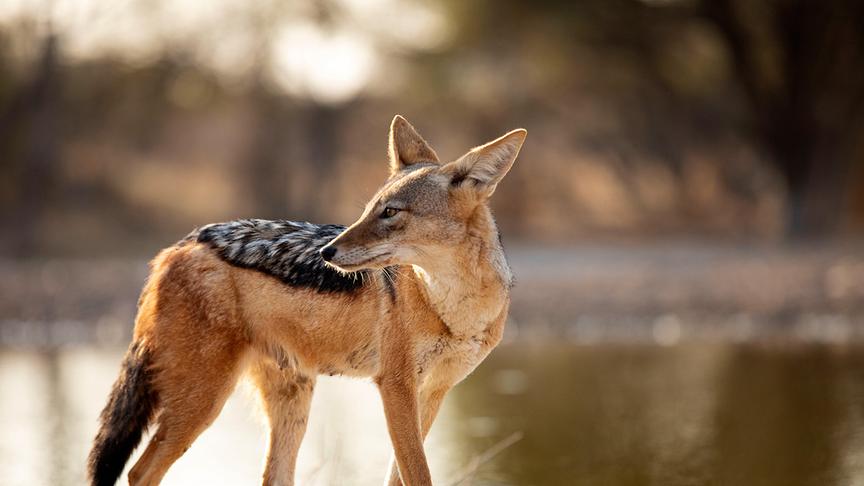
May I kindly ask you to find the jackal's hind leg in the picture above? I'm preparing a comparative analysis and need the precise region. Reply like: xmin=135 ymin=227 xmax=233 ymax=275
xmin=250 ymin=357 xmax=316 ymax=486
xmin=127 ymin=339 xmax=247 ymax=486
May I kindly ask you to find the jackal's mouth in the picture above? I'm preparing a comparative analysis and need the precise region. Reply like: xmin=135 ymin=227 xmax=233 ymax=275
xmin=326 ymin=249 xmax=392 ymax=272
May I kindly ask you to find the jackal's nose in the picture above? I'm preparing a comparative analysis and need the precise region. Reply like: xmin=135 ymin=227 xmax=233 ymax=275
xmin=320 ymin=245 xmax=337 ymax=262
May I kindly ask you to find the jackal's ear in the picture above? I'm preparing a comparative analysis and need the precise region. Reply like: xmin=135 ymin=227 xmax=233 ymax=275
xmin=388 ymin=115 xmax=439 ymax=175
xmin=445 ymin=129 xmax=527 ymax=197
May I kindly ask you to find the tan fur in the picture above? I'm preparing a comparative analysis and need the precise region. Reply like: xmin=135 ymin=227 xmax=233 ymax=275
xmin=116 ymin=116 xmax=526 ymax=486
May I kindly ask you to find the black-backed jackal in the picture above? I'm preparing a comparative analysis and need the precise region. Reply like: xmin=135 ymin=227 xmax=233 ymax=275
xmin=88 ymin=116 xmax=527 ymax=486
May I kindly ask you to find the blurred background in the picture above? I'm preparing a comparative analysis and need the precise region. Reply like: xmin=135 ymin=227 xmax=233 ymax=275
xmin=2 ymin=0 xmax=864 ymax=485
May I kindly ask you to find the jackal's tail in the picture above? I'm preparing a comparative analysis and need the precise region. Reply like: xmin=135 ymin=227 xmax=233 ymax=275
xmin=87 ymin=341 xmax=157 ymax=486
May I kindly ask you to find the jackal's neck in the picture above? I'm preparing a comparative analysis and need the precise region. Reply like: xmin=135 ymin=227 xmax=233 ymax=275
xmin=411 ymin=206 xmax=511 ymax=336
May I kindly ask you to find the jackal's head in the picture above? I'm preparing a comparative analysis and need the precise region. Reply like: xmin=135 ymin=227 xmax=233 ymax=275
xmin=320 ymin=115 xmax=526 ymax=272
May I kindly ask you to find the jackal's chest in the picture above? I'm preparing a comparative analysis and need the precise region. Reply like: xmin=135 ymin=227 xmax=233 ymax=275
xmin=311 ymin=332 xmax=491 ymax=380
xmin=313 ymin=339 xmax=381 ymax=378
xmin=413 ymin=332 xmax=496 ymax=380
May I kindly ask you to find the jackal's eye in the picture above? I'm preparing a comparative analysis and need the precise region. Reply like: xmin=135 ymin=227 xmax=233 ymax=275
xmin=380 ymin=207 xmax=401 ymax=219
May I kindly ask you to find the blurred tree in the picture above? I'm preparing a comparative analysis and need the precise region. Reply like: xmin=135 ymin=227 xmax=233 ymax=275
xmin=0 ymin=31 xmax=60 ymax=256
xmin=238 ymin=0 xmax=348 ymax=220
xmin=701 ymin=0 xmax=864 ymax=237
xmin=432 ymin=0 xmax=864 ymax=238
xmin=1 ymin=0 xmax=862 ymax=255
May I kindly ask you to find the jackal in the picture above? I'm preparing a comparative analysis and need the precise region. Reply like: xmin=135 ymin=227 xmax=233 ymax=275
xmin=87 ymin=116 xmax=527 ymax=486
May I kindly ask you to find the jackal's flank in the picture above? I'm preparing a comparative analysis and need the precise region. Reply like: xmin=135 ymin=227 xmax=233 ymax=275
xmin=88 ymin=115 xmax=527 ymax=486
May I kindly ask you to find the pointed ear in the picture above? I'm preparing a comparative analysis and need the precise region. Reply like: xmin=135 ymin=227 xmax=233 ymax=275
xmin=388 ymin=115 xmax=439 ymax=175
xmin=445 ymin=129 xmax=527 ymax=197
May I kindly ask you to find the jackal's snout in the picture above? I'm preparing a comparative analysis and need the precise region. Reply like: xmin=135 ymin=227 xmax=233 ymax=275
xmin=320 ymin=225 xmax=393 ymax=271
xmin=319 ymin=234 xmax=370 ymax=270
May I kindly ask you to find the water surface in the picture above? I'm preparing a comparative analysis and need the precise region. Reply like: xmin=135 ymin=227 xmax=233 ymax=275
xmin=2 ymin=343 xmax=863 ymax=485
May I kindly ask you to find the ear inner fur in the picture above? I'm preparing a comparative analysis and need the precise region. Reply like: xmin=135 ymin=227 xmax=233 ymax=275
xmin=445 ymin=129 xmax=526 ymax=196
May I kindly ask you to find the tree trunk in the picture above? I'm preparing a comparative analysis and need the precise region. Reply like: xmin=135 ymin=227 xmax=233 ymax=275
xmin=0 ymin=33 xmax=61 ymax=256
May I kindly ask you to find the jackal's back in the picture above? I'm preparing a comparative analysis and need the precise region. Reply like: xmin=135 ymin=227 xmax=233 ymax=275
xmin=191 ymin=219 xmax=370 ymax=293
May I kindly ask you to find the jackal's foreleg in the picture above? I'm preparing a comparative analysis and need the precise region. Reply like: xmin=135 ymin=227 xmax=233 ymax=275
xmin=250 ymin=357 xmax=316 ymax=486
xmin=378 ymin=372 xmax=435 ymax=486
xmin=384 ymin=381 xmax=451 ymax=486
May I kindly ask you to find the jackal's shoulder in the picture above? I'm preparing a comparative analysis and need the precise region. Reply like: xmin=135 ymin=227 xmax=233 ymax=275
xmin=185 ymin=219 xmax=371 ymax=293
